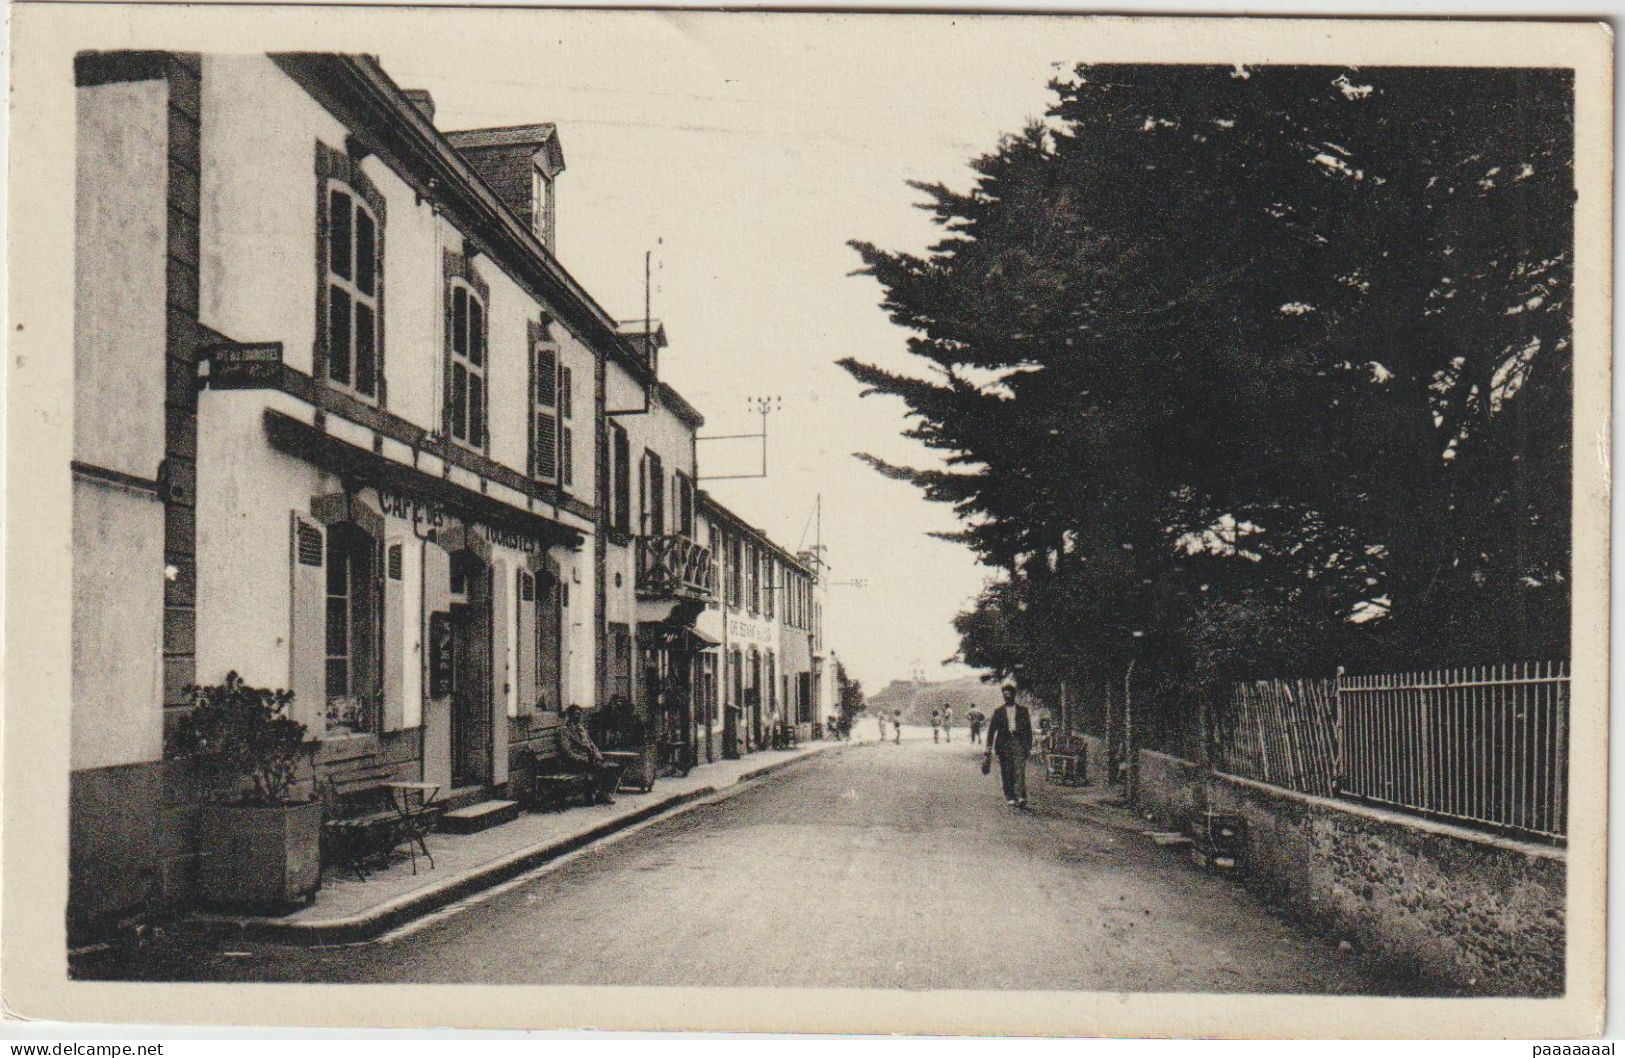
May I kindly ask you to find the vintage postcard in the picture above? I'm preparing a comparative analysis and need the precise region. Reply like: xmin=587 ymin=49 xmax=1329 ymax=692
xmin=2 ymin=4 xmax=1611 ymax=1039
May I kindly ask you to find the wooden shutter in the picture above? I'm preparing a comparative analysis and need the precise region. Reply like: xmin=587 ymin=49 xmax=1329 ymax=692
xmin=490 ymin=559 xmax=510 ymax=785
xmin=538 ymin=568 xmax=562 ymax=713
xmin=534 ymin=346 xmax=559 ymax=482
xmin=289 ymin=512 xmax=327 ymax=735
xmin=516 ymin=570 xmax=537 ymax=713
xmin=382 ymin=538 xmax=406 ymax=732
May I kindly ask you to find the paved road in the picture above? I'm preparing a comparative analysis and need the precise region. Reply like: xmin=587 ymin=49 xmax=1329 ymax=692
xmin=87 ymin=735 xmax=1393 ymax=993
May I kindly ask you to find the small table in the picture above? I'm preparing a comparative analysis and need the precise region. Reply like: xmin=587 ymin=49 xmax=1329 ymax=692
xmin=601 ymin=750 xmax=647 ymax=793
xmin=385 ymin=781 xmax=442 ymax=873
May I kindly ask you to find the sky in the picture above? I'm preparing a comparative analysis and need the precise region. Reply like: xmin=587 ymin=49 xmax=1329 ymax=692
xmin=380 ymin=13 xmax=1083 ymax=691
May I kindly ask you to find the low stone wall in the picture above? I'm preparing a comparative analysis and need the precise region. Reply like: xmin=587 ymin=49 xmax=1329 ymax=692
xmin=1132 ymin=748 xmax=1566 ymax=996
xmin=1134 ymin=749 xmax=1205 ymax=830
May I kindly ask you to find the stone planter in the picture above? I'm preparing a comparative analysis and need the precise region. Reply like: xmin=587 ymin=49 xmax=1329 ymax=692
xmin=197 ymin=800 xmax=322 ymax=912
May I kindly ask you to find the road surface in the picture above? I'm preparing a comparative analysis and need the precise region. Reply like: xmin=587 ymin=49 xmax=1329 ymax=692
xmin=83 ymin=733 xmax=1396 ymax=993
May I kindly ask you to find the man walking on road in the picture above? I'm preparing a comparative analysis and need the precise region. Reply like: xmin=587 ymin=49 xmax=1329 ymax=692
xmin=930 ymin=708 xmax=941 ymax=743
xmin=894 ymin=710 xmax=903 ymax=744
xmin=943 ymin=706 xmax=954 ymax=743
xmin=967 ymin=708 xmax=984 ymax=744
xmin=876 ymin=712 xmax=887 ymax=742
xmin=984 ymin=686 xmax=1033 ymax=808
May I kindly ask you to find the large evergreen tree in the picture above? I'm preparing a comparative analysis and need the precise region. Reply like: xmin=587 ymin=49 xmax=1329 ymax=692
xmin=843 ymin=65 xmax=1572 ymax=693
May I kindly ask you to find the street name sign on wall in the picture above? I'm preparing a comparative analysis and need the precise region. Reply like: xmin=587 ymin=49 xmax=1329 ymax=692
xmin=203 ymin=342 xmax=284 ymax=387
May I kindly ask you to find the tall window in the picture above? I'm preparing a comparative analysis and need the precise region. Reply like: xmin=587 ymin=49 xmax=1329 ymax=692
xmin=325 ymin=184 xmax=381 ymax=400
xmin=325 ymin=525 xmax=379 ymax=735
xmin=611 ymin=422 xmax=631 ymax=535
xmin=764 ymin=560 xmax=776 ymax=619
xmin=675 ymin=472 xmax=694 ymax=536
xmin=448 ymin=281 xmax=486 ymax=447
xmin=726 ymin=534 xmax=743 ymax=608
xmin=640 ymin=451 xmax=665 ymax=536
xmin=532 ymin=341 xmax=558 ymax=480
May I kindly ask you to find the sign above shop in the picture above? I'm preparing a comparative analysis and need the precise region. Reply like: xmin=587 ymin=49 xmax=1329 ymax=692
xmin=727 ymin=617 xmax=774 ymax=645
xmin=377 ymin=487 xmax=541 ymax=555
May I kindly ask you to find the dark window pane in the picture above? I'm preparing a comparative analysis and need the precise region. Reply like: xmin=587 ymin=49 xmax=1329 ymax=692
xmin=469 ymin=374 xmax=484 ymax=446
xmin=452 ymin=286 xmax=467 ymax=356
xmin=328 ymin=287 xmax=352 ymax=384
xmin=328 ymin=189 xmax=352 ymax=280
xmin=326 ymin=658 xmax=349 ymax=698
xmin=469 ymin=299 xmax=484 ymax=367
xmin=326 ymin=596 xmax=349 ymax=656
xmin=355 ymin=209 xmax=376 ymax=296
xmin=327 ymin=545 xmax=349 ymax=595
xmin=354 ymin=303 xmax=376 ymax=397
xmin=451 ymin=364 xmax=467 ymax=440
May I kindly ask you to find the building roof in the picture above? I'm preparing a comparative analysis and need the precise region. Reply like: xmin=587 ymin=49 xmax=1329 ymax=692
xmin=655 ymin=382 xmax=704 ymax=430
xmin=616 ymin=319 xmax=668 ymax=351
xmin=444 ymin=122 xmax=566 ymax=178
xmin=271 ymin=53 xmax=652 ymax=385
xmin=699 ymin=492 xmax=815 ymax=578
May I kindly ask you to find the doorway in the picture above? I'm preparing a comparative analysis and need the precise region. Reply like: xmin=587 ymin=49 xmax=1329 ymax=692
xmin=449 ymin=551 xmax=492 ymax=789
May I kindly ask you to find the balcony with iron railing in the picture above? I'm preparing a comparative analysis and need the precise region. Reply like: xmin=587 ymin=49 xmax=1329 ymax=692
xmin=636 ymin=532 xmax=716 ymax=602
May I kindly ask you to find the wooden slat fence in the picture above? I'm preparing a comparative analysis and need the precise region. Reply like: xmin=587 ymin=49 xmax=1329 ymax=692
xmin=1213 ymin=677 xmax=1339 ymax=798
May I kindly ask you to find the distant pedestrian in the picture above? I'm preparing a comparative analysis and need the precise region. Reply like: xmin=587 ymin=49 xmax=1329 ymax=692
xmin=877 ymin=712 xmax=888 ymax=742
xmin=894 ymin=710 xmax=903 ymax=744
xmin=983 ymin=686 xmax=1033 ymax=808
xmin=930 ymin=709 xmax=941 ymax=743
xmin=943 ymin=706 xmax=954 ymax=743
xmin=967 ymin=708 xmax=985 ymax=744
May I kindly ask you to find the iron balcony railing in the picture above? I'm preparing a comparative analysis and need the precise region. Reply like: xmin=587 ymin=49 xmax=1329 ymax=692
xmin=636 ymin=532 xmax=716 ymax=601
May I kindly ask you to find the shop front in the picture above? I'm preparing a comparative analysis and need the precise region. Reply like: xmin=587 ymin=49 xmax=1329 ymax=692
xmin=260 ymin=408 xmax=583 ymax=800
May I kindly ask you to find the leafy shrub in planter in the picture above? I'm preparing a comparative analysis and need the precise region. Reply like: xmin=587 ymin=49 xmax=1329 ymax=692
xmin=172 ymin=671 xmax=316 ymax=805
xmin=172 ymin=673 xmax=323 ymax=910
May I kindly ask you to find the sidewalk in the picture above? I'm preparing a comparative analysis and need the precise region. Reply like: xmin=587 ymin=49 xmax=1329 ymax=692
xmin=1032 ymin=773 xmax=1148 ymax=834
xmin=190 ymin=739 xmax=848 ymax=945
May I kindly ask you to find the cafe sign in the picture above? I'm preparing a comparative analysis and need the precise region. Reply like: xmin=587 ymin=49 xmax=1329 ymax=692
xmin=377 ymin=487 xmax=541 ymax=555
xmin=727 ymin=617 xmax=774 ymax=645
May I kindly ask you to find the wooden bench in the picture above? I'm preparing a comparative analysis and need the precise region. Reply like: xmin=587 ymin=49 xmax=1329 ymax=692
xmin=517 ymin=749 xmax=598 ymax=813
xmin=320 ymin=767 xmax=439 ymax=881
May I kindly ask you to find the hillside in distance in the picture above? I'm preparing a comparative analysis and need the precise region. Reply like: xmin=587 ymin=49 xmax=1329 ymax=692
xmin=862 ymin=675 xmax=1040 ymax=725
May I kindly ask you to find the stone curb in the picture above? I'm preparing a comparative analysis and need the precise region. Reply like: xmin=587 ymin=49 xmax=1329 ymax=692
xmin=186 ymin=744 xmax=842 ymax=946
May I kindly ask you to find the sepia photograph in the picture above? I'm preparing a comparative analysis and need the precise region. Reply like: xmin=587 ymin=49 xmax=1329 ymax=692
xmin=1 ymin=3 xmax=1611 ymax=1040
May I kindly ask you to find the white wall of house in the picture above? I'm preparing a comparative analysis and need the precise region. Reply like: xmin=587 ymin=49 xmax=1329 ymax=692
xmin=71 ymin=78 xmax=170 ymax=773
xmin=192 ymin=54 xmax=607 ymax=751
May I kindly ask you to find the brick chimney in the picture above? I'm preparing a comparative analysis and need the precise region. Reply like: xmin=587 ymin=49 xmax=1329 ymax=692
xmin=444 ymin=124 xmax=565 ymax=254
xmin=401 ymin=89 xmax=436 ymax=124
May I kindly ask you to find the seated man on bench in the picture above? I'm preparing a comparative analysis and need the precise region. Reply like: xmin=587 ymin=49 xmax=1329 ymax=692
xmin=557 ymin=705 xmax=620 ymax=806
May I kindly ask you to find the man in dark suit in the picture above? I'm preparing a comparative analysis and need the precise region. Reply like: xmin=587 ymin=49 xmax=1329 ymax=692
xmin=983 ymin=685 xmax=1033 ymax=807
xmin=557 ymin=705 xmax=621 ymax=805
